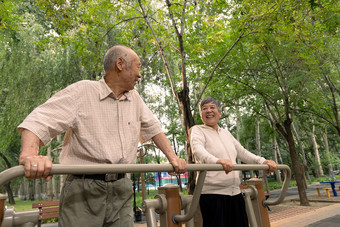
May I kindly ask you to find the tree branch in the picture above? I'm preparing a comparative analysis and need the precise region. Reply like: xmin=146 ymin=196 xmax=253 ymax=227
xmin=193 ymin=31 xmax=252 ymax=115
xmin=165 ymin=0 xmax=188 ymax=89
xmin=138 ymin=0 xmax=178 ymax=98
xmin=102 ymin=16 xmax=145 ymax=39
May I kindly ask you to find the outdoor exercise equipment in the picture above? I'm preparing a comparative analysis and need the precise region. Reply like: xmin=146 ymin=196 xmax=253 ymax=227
xmin=0 ymin=164 xmax=291 ymax=227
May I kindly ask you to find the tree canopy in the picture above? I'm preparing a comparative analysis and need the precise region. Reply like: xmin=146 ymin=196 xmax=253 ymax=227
xmin=0 ymin=0 xmax=339 ymax=203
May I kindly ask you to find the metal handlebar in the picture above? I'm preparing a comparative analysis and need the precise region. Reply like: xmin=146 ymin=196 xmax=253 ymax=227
xmin=0 ymin=164 xmax=290 ymax=223
xmin=173 ymin=164 xmax=290 ymax=223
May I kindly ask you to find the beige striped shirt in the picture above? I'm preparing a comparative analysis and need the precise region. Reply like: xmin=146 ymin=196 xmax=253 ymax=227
xmin=18 ymin=77 xmax=162 ymax=165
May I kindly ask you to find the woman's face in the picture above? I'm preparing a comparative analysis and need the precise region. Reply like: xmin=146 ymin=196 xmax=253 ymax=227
xmin=200 ymin=102 xmax=221 ymax=130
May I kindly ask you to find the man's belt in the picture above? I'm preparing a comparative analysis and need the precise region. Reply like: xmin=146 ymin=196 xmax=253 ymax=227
xmin=74 ymin=173 xmax=125 ymax=182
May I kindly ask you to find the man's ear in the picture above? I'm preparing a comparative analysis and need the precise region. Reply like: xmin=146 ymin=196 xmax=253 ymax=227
xmin=116 ymin=57 xmax=125 ymax=71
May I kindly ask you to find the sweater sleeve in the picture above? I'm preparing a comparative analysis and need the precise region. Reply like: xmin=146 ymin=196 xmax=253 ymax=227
xmin=228 ymin=131 xmax=266 ymax=164
xmin=190 ymin=126 xmax=219 ymax=164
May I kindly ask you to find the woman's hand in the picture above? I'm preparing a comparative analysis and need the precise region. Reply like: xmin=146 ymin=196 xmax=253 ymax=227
xmin=217 ymin=159 xmax=234 ymax=174
xmin=263 ymin=160 xmax=278 ymax=173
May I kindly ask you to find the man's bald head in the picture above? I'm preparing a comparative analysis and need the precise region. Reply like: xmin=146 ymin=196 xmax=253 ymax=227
xmin=103 ymin=45 xmax=137 ymax=72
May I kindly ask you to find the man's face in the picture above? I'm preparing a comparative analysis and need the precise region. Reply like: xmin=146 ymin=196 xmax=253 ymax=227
xmin=121 ymin=54 xmax=142 ymax=91
xmin=201 ymin=102 xmax=221 ymax=129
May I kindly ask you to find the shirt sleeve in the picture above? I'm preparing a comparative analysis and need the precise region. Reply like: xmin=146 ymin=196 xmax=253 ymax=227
xmin=190 ymin=126 xmax=219 ymax=164
xmin=17 ymin=83 xmax=79 ymax=145
xmin=228 ymin=131 xmax=266 ymax=164
xmin=137 ymin=94 xmax=162 ymax=143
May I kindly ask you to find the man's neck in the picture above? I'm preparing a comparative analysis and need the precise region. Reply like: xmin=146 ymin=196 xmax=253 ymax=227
xmin=104 ymin=76 xmax=126 ymax=99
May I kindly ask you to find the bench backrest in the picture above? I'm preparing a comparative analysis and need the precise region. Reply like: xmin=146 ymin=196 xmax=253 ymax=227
xmin=32 ymin=201 xmax=60 ymax=220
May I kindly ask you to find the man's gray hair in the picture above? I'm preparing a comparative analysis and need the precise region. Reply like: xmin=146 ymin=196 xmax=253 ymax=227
xmin=103 ymin=45 xmax=132 ymax=72
xmin=200 ymin=97 xmax=222 ymax=113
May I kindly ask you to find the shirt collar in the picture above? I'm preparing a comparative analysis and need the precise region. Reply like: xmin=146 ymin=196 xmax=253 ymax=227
xmin=201 ymin=124 xmax=222 ymax=132
xmin=99 ymin=77 xmax=131 ymax=101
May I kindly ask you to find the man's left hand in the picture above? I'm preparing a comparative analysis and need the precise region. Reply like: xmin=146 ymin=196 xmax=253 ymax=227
xmin=169 ymin=158 xmax=187 ymax=175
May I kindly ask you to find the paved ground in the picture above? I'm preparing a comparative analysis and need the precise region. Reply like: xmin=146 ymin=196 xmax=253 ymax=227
xmin=267 ymin=183 xmax=340 ymax=227
xmin=270 ymin=202 xmax=340 ymax=227
xmin=133 ymin=183 xmax=340 ymax=227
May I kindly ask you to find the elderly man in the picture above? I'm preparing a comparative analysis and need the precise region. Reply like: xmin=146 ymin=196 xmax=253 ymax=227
xmin=18 ymin=45 xmax=187 ymax=227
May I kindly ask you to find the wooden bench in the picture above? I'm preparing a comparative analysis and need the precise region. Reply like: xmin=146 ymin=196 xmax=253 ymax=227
xmin=32 ymin=201 xmax=59 ymax=227
xmin=323 ymin=188 xmax=331 ymax=198
xmin=314 ymin=186 xmax=322 ymax=196
xmin=314 ymin=186 xmax=333 ymax=198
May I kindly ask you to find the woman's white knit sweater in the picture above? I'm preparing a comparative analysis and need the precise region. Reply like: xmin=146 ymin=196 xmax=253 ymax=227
xmin=190 ymin=125 xmax=266 ymax=196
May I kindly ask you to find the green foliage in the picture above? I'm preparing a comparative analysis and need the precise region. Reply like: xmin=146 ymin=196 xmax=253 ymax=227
xmin=266 ymin=179 xmax=297 ymax=191
xmin=322 ymin=152 xmax=340 ymax=170
xmin=0 ymin=0 xmax=93 ymax=169
xmin=0 ymin=0 xmax=22 ymax=32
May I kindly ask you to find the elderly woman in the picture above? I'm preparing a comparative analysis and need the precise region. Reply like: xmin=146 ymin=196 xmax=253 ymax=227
xmin=190 ymin=97 xmax=277 ymax=227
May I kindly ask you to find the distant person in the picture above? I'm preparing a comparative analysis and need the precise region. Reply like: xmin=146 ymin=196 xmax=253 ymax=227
xmin=18 ymin=45 xmax=187 ymax=227
xmin=190 ymin=97 xmax=277 ymax=227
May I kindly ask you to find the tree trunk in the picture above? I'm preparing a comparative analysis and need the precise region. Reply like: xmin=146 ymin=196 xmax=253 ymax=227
xmin=57 ymin=135 xmax=62 ymax=199
xmin=47 ymin=146 xmax=53 ymax=201
xmin=36 ymin=179 xmax=43 ymax=200
xmin=267 ymin=110 xmax=283 ymax=181
xmin=34 ymin=179 xmax=38 ymax=200
xmin=256 ymin=118 xmax=262 ymax=178
xmin=311 ymin=122 xmax=323 ymax=177
xmin=29 ymin=180 xmax=35 ymax=201
xmin=172 ymin=134 xmax=183 ymax=191
xmin=256 ymin=118 xmax=261 ymax=157
xmin=52 ymin=174 xmax=56 ymax=200
xmin=235 ymin=108 xmax=243 ymax=180
xmin=292 ymin=122 xmax=311 ymax=183
xmin=5 ymin=183 xmax=15 ymax=204
xmin=42 ymin=179 xmax=47 ymax=200
xmin=245 ymin=141 xmax=255 ymax=178
xmin=256 ymin=119 xmax=267 ymax=190
xmin=281 ymin=119 xmax=310 ymax=206
xmin=323 ymin=127 xmax=334 ymax=180
xmin=59 ymin=175 xmax=65 ymax=199
xmin=275 ymin=139 xmax=284 ymax=166
xmin=0 ymin=153 xmax=15 ymax=203
xmin=178 ymin=88 xmax=195 ymax=194
xmin=140 ymin=1 xmax=197 ymax=194
xmin=272 ymin=136 xmax=282 ymax=183
xmin=19 ymin=178 xmax=26 ymax=200
xmin=139 ymin=148 xmax=146 ymax=202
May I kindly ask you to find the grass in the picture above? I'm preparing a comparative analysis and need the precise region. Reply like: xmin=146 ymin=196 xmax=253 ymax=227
xmin=9 ymin=197 xmax=47 ymax=211
xmin=264 ymin=175 xmax=340 ymax=191
xmin=8 ymin=188 xmax=188 ymax=212
xmin=266 ymin=179 xmax=297 ymax=191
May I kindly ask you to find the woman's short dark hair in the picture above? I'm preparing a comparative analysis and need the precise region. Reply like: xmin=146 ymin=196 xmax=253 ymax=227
xmin=200 ymin=97 xmax=222 ymax=113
